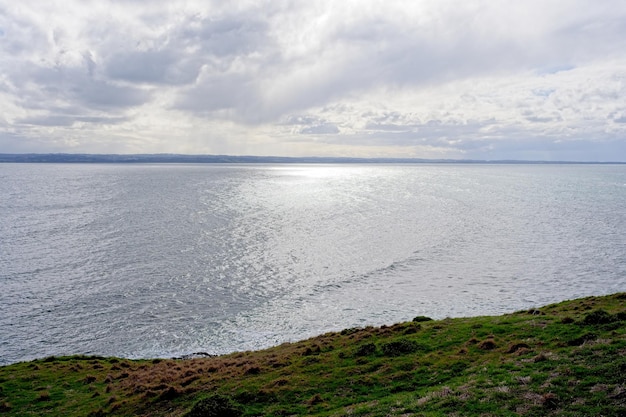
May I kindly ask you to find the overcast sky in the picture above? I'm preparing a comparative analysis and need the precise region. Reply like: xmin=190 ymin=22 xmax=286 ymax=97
xmin=1 ymin=1 xmax=625 ymax=161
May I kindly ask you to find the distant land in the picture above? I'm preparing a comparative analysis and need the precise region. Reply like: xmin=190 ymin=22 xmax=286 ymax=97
xmin=0 ymin=153 xmax=624 ymax=164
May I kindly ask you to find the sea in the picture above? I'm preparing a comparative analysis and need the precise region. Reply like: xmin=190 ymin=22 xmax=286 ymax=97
xmin=1 ymin=163 xmax=625 ymax=365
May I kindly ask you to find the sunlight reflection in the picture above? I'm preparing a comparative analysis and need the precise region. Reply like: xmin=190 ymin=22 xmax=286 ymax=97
xmin=270 ymin=164 xmax=360 ymax=179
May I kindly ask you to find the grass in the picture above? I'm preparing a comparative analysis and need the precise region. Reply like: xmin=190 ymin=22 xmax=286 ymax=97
xmin=1 ymin=293 xmax=625 ymax=416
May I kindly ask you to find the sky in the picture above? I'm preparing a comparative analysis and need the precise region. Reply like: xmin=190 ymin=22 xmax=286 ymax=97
xmin=1 ymin=1 xmax=626 ymax=161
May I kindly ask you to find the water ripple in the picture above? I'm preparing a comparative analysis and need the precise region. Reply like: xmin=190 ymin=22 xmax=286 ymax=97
xmin=1 ymin=163 xmax=625 ymax=364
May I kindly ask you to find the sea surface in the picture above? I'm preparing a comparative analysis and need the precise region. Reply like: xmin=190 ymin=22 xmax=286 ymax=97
xmin=1 ymin=163 xmax=625 ymax=365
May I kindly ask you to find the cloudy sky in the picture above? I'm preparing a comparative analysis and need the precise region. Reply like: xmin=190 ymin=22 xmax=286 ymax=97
xmin=1 ymin=1 xmax=626 ymax=161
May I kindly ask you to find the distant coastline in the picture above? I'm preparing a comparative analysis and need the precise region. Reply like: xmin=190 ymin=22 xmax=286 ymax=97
xmin=0 ymin=153 xmax=624 ymax=164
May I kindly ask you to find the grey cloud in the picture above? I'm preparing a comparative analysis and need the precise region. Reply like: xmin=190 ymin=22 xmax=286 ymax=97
xmin=18 ymin=115 xmax=75 ymax=127
xmin=77 ymin=115 xmax=128 ymax=124
xmin=281 ymin=3 xmax=626 ymax=112
xmin=314 ymin=120 xmax=497 ymax=148
xmin=532 ymin=88 xmax=557 ymax=97
xmin=18 ymin=114 xmax=128 ymax=127
xmin=535 ymin=65 xmax=575 ymax=75
xmin=364 ymin=123 xmax=410 ymax=132
xmin=20 ymin=63 xmax=150 ymax=111
xmin=183 ymin=16 xmax=270 ymax=57
xmin=364 ymin=112 xmax=423 ymax=132
xmin=101 ymin=15 xmax=268 ymax=86
xmin=0 ymin=9 xmax=47 ymax=56
xmin=300 ymin=123 xmax=339 ymax=135
xmin=168 ymin=14 xmax=277 ymax=117
xmin=554 ymin=13 xmax=626 ymax=61
xmin=525 ymin=116 xmax=556 ymax=123
xmin=283 ymin=115 xmax=320 ymax=126
xmin=175 ymin=72 xmax=256 ymax=113
xmin=306 ymin=121 xmax=626 ymax=162
xmin=280 ymin=114 xmax=340 ymax=134
xmin=324 ymin=22 xmax=507 ymax=92
xmin=158 ymin=2 xmax=626 ymax=126
xmin=106 ymin=50 xmax=200 ymax=85
xmin=74 ymin=79 xmax=149 ymax=109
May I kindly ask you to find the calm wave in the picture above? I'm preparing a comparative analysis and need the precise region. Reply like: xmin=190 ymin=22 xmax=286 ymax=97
xmin=1 ymin=163 xmax=625 ymax=365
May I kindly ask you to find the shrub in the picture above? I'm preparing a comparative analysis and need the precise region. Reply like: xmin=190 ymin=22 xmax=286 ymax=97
xmin=582 ymin=310 xmax=614 ymax=325
xmin=354 ymin=343 xmax=376 ymax=357
xmin=381 ymin=339 xmax=420 ymax=356
xmin=302 ymin=345 xmax=320 ymax=356
xmin=567 ymin=332 xmax=597 ymax=346
xmin=158 ymin=386 xmax=183 ymax=401
xmin=185 ymin=394 xmax=242 ymax=417
xmin=83 ymin=375 xmax=97 ymax=384
xmin=478 ymin=339 xmax=497 ymax=350
xmin=243 ymin=365 xmax=261 ymax=375
xmin=412 ymin=316 xmax=433 ymax=322
xmin=506 ymin=342 xmax=530 ymax=353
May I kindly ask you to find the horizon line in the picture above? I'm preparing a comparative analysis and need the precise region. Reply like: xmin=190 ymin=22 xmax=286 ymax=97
xmin=0 ymin=152 xmax=624 ymax=165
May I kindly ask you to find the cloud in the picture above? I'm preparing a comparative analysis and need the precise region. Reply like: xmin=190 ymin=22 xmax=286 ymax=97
xmin=106 ymin=50 xmax=197 ymax=85
xmin=16 ymin=63 xmax=150 ymax=111
xmin=18 ymin=114 xmax=128 ymax=127
xmin=182 ymin=14 xmax=270 ymax=58
xmin=1 ymin=1 xmax=626 ymax=160
xmin=300 ymin=123 xmax=340 ymax=135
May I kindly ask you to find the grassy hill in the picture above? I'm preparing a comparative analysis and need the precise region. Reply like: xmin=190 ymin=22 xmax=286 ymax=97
xmin=1 ymin=293 xmax=625 ymax=416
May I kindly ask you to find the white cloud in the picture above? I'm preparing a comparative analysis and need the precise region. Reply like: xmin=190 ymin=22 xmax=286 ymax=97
xmin=1 ymin=0 xmax=625 ymax=160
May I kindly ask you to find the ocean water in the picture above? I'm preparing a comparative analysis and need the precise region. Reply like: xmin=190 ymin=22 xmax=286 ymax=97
xmin=0 ymin=163 xmax=625 ymax=365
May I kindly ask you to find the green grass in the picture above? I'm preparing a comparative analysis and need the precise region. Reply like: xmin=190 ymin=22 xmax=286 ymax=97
xmin=1 ymin=293 xmax=625 ymax=416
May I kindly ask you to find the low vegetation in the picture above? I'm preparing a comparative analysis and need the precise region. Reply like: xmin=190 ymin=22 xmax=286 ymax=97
xmin=1 ymin=293 xmax=625 ymax=416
